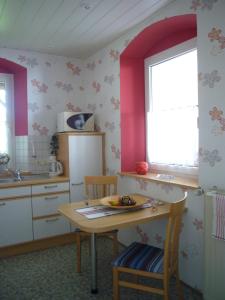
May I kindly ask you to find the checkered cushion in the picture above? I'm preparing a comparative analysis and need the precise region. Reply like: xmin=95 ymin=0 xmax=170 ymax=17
xmin=112 ymin=242 xmax=164 ymax=273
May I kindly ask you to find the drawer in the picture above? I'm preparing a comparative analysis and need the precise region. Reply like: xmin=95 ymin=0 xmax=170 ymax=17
xmin=32 ymin=182 xmax=69 ymax=195
xmin=32 ymin=192 xmax=70 ymax=217
xmin=0 ymin=186 xmax=31 ymax=199
xmin=33 ymin=215 xmax=70 ymax=239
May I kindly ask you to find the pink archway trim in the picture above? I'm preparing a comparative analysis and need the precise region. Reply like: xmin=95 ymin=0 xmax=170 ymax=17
xmin=0 ymin=58 xmax=28 ymax=136
xmin=120 ymin=14 xmax=197 ymax=171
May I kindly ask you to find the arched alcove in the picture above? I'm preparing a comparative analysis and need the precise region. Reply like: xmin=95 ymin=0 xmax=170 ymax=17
xmin=0 ymin=58 xmax=28 ymax=136
xmin=120 ymin=14 xmax=197 ymax=171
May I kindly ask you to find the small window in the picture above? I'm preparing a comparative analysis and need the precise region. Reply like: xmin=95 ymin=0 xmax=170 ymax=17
xmin=145 ymin=39 xmax=198 ymax=176
xmin=0 ymin=73 xmax=15 ymax=168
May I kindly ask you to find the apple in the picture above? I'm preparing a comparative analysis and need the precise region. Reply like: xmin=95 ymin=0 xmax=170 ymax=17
xmin=110 ymin=200 xmax=119 ymax=206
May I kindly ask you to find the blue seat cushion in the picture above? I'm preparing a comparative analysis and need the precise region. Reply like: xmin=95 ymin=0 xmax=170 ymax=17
xmin=112 ymin=242 xmax=164 ymax=273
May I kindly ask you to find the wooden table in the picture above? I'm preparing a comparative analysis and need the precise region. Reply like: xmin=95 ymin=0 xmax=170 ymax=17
xmin=58 ymin=194 xmax=170 ymax=293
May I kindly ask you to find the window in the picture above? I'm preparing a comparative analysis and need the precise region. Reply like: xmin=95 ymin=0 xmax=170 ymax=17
xmin=145 ymin=39 xmax=198 ymax=176
xmin=0 ymin=73 xmax=14 ymax=168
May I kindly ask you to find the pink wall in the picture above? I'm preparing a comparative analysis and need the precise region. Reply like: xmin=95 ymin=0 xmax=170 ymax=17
xmin=120 ymin=14 xmax=197 ymax=172
xmin=120 ymin=57 xmax=145 ymax=171
xmin=0 ymin=58 xmax=28 ymax=136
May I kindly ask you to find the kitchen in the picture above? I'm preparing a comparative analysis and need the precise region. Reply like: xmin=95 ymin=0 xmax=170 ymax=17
xmin=0 ymin=1 xmax=225 ymax=299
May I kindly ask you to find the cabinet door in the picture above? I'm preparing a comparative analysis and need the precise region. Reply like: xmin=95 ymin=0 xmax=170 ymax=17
xmin=33 ymin=216 xmax=70 ymax=239
xmin=69 ymin=135 xmax=103 ymax=202
xmin=0 ymin=197 xmax=33 ymax=247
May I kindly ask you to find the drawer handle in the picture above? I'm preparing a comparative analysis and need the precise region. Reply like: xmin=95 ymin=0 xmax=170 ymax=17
xmin=44 ymin=185 xmax=58 ymax=189
xmin=0 ymin=202 xmax=6 ymax=206
xmin=44 ymin=196 xmax=58 ymax=200
xmin=45 ymin=218 xmax=59 ymax=223
xmin=71 ymin=182 xmax=83 ymax=186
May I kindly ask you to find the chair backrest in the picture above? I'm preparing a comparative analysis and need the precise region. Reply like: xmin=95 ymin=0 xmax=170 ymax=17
xmin=84 ymin=176 xmax=118 ymax=199
xmin=163 ymin=192 xmax=187 ymax=276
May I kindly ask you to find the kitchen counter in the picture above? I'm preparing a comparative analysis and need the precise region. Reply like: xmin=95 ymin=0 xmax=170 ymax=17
xmin=0 ymin=175 xmax=69 ymax=189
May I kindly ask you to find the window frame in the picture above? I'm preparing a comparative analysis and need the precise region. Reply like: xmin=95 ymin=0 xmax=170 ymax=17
xmin=144 ymin=38 xmax=198 ymax=177
xmin=0 ymin=73 xmax=15 ymax=169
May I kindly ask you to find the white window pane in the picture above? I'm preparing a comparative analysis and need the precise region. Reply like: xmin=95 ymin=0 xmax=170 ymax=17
xmin=151 ymin=50 xmax=198 ymax=111
xmin=145 ymin=40 xmax=198 ymax=172
xmin=0 ymin=89 xmax=7 ymax=123
xmin=0 ymin=74 xmax=14 ymax=167
xmin=148 ymin=107 xmax=198 ymax=166
xmin=0 ymin=88 xmax=8 ymax=153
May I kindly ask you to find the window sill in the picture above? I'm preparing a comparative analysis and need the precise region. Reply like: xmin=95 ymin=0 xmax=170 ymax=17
xmin=119 ymin=172 xmax=199 ymax=190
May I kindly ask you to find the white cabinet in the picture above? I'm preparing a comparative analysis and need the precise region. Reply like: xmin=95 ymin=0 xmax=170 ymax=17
xmin=0 ymin=180 xmax=71 ymax=248
xmin=31 ymin=182 xmax=70 ymax=239
xmin=33 ymin=216 xmax=70 ymax=240
xmin=0 ymin=187 xmax=33 ymax=247
xmin=57 ymin=133 xmax=105 ymax=203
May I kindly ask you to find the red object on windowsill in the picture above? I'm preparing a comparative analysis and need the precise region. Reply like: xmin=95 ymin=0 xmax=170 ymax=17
xmin=135 ymin=161 xmax=148 ymax=175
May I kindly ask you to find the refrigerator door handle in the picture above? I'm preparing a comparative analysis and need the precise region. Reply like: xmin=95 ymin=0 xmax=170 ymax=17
xmin=71 ymin=182 xmax=84 ymax=186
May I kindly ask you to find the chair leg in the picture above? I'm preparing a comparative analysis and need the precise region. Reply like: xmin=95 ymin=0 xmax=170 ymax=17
xmin=88 ymin=235 xmax=92 ymax=255
xmin=175 ymin=269 xmax=184 ymax=300
xmin=113 ymin=267 xmax=120 ymax=300
xmin=112 ymin=231 xmax=119 ymax=256
xmin=163 ymin=274 xmax=169 ymax=300
xmin=76 ymin=232 xmax=81 ymax=273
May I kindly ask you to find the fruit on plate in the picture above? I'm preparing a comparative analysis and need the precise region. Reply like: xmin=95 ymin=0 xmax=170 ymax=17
xmin=109 ymin=195 xmax=136 ymax=207
xmin=109 ymin=199 xmax=120 ymax=206
xmin=119 ymin=195 xmax=136 ymax=206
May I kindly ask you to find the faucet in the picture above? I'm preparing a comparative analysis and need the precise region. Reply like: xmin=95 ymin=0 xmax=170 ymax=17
xmin=14 ymin=169 xmax=22 ymax=181
xmin=7 ymin=169 xmax=22 ymax=181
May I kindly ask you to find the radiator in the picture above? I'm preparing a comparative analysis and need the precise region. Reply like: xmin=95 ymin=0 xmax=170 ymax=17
xmin=204 ymin=191 xmax=225 ymax=300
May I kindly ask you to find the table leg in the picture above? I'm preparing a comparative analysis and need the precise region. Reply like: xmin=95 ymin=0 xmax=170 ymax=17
xmin=91 ymin=232 xmax=98 ymax=293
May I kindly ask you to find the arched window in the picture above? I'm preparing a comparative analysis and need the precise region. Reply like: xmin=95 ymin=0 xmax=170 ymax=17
xmin=120 ymin=14 xmax=197 ymax=172
xmin=0 ymin=58 xmax=27 ymax=168
xmin=145 ymin=38 xmax=198 ymax=176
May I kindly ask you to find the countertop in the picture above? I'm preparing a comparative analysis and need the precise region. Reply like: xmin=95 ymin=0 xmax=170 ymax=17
xmin=0 ymin=176 xmax=69 ymax=189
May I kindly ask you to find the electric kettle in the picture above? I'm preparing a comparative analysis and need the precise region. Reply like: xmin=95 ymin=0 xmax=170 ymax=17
xmin=48 ymin=155 xmax=63 ymax=177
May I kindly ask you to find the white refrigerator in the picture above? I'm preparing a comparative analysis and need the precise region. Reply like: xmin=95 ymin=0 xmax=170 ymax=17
xmin=57 ymin=133 xmax=105 ymax=232
xmin=68 ymin=134 xmax=104 ymax=202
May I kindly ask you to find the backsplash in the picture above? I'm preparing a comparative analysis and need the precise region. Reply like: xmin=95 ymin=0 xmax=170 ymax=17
xmin=15 ymin=136 xmax=51 ymax=173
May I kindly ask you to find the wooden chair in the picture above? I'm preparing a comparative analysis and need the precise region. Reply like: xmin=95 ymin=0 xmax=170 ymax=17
xmin=76 ymin=175 xmax=119 ymax=272
xmin=112 ymin=192 xmax=187 ymax=300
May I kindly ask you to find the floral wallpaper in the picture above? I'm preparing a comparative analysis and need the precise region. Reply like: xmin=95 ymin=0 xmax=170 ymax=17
xmin=0 ymin=48 xmax=83 ymax=171
xmin=80 ymin=0 xmax=225 ymax=293
xmin=0 ymin=0 xmax=225 ymax=295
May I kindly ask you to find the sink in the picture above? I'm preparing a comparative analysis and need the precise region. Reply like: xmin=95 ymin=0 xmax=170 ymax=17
xmin=0 ymin=178 xmax=17 ymax=183
xmin=0 ymin=173 xmax=50 ymax=184
xmin=21 ymin=174 xmax=50 ymax=181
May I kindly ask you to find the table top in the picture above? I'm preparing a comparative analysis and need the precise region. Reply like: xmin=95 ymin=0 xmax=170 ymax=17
xmin=58 ymin=194 xmax=171 ymax=233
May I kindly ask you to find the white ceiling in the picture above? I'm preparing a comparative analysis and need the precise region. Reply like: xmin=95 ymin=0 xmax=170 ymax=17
xmin=0 ymin=0 xmax=172 ymax=59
